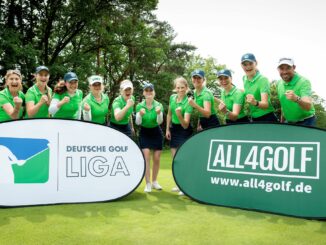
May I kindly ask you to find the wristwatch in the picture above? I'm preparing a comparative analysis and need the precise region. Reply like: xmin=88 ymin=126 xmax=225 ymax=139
xmin=296 ymin=96 xmax=301 ymax=103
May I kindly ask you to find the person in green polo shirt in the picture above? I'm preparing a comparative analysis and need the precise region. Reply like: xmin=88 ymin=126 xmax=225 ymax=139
xmin=25 ymin=66 xmax=52 ymax=118
xmin=109 ymin=79 xmax=135 ymax=137
xmin=216 ymin=69 xmax=249 ymax=124
xmin=276 ymin=57 xmax=316 ymax=126
xmin=166 ymin=77 xmax=193 ymax=195
xmin=49 ymin=72 xmax=83 ymax=119
xmin=136 ymin=83 xmax=164 ymax=193
xmin=0 ymin=70 xmax=25 ymax=122
xmin=82 ymin=75 xmax=109 ymax=125
xmin=241 ymin=53 xmax=278 ymax=122
xmin=188 ymin=69 xmax=220 ymax=130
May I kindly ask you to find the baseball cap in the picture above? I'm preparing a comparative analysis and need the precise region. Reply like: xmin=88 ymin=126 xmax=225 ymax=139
xmin=191 ymin=69 xmax=205 ymax=78
xmin=278 ymin=57 xmax=295 ymax=67
xmin=35 ymin=66 xmax=49 ymax=74
xmin=120 ymin=79 xmax=133 ymax=90
xmin=241 ymin=53 xmax=256 ymax=63
xmin=143 ymin=82 xmax=154 ymax=91
xmin=88 ymin=75 xmax=103 ymax=85
xmin=217 ymin=69 xmax=232 ymax=78
xmin=64 ymin=72 xmax=78 ymax=82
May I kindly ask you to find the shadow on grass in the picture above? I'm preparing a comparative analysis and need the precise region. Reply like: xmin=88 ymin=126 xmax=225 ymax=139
xmin=0 ymin=188 xmax=199 ymax=227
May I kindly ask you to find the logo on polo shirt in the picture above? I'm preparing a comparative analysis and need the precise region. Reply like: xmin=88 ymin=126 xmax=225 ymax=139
xmin=0 ymin=137 xmax=50 ymax=184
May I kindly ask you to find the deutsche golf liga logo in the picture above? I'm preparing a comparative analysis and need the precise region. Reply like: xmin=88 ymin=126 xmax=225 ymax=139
xmin=0 ymin=137 xmax=50 ymax=184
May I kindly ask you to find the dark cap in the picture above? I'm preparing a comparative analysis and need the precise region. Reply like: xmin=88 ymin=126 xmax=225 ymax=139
xmin=64 ymin=72 xmax=78 ymax=82
xmin=191 ymin=69 xmax=205 ymax=78
xmin=143 ymin=82 xmax=154 ymax=90
xmin=241 ymin=53 xmax=256 ymax=63
xmin=35 ymin=66 xmax=49 ymax=74
xmin=217 ymin=69 xmax=232 ymax=78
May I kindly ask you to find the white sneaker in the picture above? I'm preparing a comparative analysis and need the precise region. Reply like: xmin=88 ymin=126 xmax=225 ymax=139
xmin=178 ymin=191 xmax=184 ymax=196
xmin=152 ymin=181 xmax=162 ymax=190
xmin=144 ymin=182 xmax=152 ymax=193
xmin=171 ymin=186 xmax=180 ymax=192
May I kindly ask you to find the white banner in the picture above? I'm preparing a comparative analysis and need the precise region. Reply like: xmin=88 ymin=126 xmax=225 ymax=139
xmin=0 ymin=119 xmax=145 ymax=206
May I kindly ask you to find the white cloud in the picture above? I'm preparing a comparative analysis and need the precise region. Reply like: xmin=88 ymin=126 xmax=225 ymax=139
xmin=156 ymin=0 xmax=326 ymax=99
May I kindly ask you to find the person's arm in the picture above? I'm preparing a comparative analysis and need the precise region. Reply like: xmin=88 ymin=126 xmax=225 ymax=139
xmin=26 ymin=95 xmax=48 ymax=117
xmin=188 ymin=98 xmax=211 ymax=118
xmin=135 ymin=112 xmax=142 ymax=125
xmin=49 ymin=96 xmax=70 ymax=116
xmin=228 ymin=104 xmax=241 ymax=121
xmin=175 ymin=107 xmax=190 ymax=129
xmin=2 ymin=97 xmax=23 ymax=119
xmin=156 ymin=105 xmax=163 ymax=125
xmin=114 ymin=99 xmax=134 ymax=121
xmin=82 ymin=102 xmax=92 ymax=121
xmin=129 ymin=114 xmax=135 ymax=136
xmin=297 ymin=96 xmax=313 ymax=111
xmin=166 ymin=107 xmax=172 ymax=140
xmin=246 ymin=93 xmax=269 ymax=109
xmin=48 ymin=98 xmax=60 ymax=115
xmin=285 ymin=90 xmax=312 ymax=111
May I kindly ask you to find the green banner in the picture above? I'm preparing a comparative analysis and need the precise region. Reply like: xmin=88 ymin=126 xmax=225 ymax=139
xmin=173 ymin=123 xmax=326 ymax=219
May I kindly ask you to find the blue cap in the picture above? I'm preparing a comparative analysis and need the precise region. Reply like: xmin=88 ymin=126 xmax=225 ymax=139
xmin=64 ymin=72 xmax=78 ymax=82
xmin=241 ymin=53 xmax=256 ymax=63
xmin=191 ymin=69 xmax=205 ymax=78
xmin=143 ymin=82 xmax=154 ymax=90
xmin=217 ymin=69 xmax=232 ymax=78
xmin=35 ymin=65 xmax=49 ymax=74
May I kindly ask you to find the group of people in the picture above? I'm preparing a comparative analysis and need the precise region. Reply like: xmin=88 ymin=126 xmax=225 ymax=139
xmin=0 ymin=53 xmax=316 ymax=194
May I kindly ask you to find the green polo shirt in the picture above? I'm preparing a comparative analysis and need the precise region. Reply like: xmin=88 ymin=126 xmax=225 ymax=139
xmin=243 ymin=72 xmax=274 ymax=118
xmin=194 ymin=86 xmax=216 ymax=117
xmin=82 ymin=93 xmax=110 ymax=124
xmin=221 ymin=86 xmax=246 ymax=120
xmin=25 ymin=84 xmax=52 ymax=118
xmin=52 ymin=90 xmax=83 ymax=119
xmin=277 ymin=73 xmax=315 ymax=122
xmin=0 ymin=88 xmax=25 ymax=122
xmin=136 ymin=100 xmax=164 ymax=128
xmin=169 ymin=94 xmax=193 ymax=124
xmin=110 ymin=95 xmax=135 ymax=125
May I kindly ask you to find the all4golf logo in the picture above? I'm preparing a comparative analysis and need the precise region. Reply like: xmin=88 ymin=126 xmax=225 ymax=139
xmin=0 ymin=137 xmax=50 ymax=184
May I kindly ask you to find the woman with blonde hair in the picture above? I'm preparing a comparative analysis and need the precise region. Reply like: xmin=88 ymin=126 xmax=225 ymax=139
xmin=0 ymin=70 xmax=25 ymax=122
xmin=82 ymin=75 xmax=109 ymax=124
xmin=166 ymin=77 xmax=193 ymax=195
xmin=188 ymin=69 xmax=220 ymax=130
xmin=25 ymin=66 xmax=52 ymax=118
xmin=109 ymin=79 xmax=135 ymax=137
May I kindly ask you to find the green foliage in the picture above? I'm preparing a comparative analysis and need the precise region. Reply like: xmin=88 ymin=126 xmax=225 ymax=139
xmin=313 ymin=94 xmax=326 ymax=129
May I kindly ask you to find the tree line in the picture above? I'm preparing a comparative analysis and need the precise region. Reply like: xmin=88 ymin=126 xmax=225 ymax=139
xmin=1 ymin=0 xmax=325 ymax=129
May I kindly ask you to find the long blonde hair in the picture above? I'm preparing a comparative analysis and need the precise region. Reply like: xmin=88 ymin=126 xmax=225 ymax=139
xmin=173 ymin=76 xmax=190 ymax=93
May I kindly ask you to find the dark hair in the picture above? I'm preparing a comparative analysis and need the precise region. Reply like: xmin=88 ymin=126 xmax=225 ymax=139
xmin=53 ymin=79 xmax=67 ymax=94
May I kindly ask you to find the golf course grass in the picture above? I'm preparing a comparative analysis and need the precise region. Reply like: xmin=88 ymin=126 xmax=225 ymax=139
xmin=1 ymin=150 xmax=325 ymax=245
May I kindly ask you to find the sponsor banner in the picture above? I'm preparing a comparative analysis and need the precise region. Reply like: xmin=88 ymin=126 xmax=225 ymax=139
xmin=173 ymin=123 xmax=326 ymax=218
xmin=0 ymin=119 xmax=145 ymax=207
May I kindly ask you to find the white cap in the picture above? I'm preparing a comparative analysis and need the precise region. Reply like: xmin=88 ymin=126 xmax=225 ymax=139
xmin=278 ymin=57 xmax=295 ymax=67
xmin=88 ymin=75 xmax=103 ymax=85
xmin=120 ymin=79 xmax=133 ymax=90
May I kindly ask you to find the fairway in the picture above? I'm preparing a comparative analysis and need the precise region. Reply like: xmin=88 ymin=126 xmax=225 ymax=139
xmin=1 ymin=150 xmax=325 ymax=245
